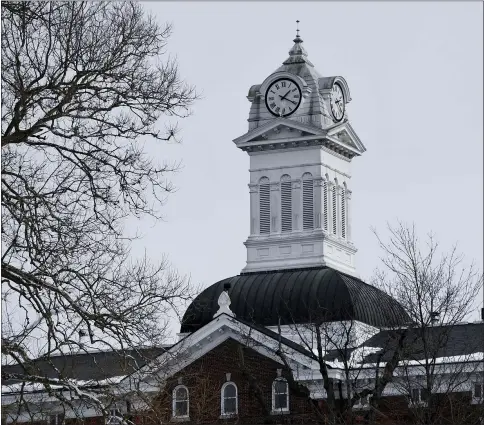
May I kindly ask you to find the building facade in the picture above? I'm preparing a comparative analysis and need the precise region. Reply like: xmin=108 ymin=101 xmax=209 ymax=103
xmin=2 ymin=30 xmax=483 ymax=425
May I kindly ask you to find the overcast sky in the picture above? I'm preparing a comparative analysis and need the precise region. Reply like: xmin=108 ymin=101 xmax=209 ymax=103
xmin=135 ymin=1 xmax=483 ymax=332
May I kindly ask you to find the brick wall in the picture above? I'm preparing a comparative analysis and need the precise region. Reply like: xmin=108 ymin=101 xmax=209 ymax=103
xmin=152 ymin=337 xmax=320 ymax=424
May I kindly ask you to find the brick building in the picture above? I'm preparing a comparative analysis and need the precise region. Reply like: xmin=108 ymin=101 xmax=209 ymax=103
xmin=2 ymin=28 xmax=483 ymax=425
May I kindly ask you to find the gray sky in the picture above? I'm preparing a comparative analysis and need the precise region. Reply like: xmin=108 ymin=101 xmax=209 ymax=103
xmin=135 ymin=2 xmax=483 ymax=329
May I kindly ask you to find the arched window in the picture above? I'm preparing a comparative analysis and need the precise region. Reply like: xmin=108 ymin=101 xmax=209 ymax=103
xmin=302 ymin=173 xmax=314 ymax=230
xmin=172 ymin=385 xmax=189 ymax=418
xmin=280 ymin=175 xmax=292 ymax=232
xmin=259 ymin=177 xmax=270 ymax=234
xmin=323 ymin=178 xmax=328 ymax=231
xmin=272 ymin=379 xmax=289 ymax=412
xmin=341 ymin=184 xmax=346 ymax=239
xmin=221 ymin=382 xmax=238 ymax=416
xmin=332 ymin=180 xmax=337 ymax=235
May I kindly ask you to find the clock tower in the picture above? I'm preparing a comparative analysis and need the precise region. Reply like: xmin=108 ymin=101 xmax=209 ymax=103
xmin=233 ymin=28 xmax=366 ymax=276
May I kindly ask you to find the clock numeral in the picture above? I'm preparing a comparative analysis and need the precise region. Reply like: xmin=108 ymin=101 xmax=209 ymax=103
xmin=275 ymin=84 xmax=280 ymax=90
xmin=281 ymin=82 xmax=286 ymax=87
xmin=270 ymin=102 xmax=276 ymax=108
xmin=291 ymin=88 xmax=297 ymax=92
xmin=288 ymin=83 xmax=292 ymax=88
xmin=294 ymin=94 xmax=299 ymax=99
xmin=288 ymin=106 xmax=293 ymax=111
xmin=275 ymin=106 xmax=280 ymax=113
xmin=282 ymin=108 xmax=286 ymax=114
xmin=270 ymin=90 xmax=275 ymax=94
xmin=268 ymin=97 xmax=274 ymax=100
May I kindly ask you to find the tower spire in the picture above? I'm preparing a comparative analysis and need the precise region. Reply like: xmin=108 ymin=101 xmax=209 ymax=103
xmin=283 ymin=20 xmax=312 ymax=66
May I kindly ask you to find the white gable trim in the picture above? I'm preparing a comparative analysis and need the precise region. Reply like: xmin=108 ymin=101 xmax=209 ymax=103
xmin=327 ymin=122 xmax=366 ymax=154
xmin=233 ymin=118 xmax=326 ymax=146
xmin=116 ymin=315 xmax=334 ymax=394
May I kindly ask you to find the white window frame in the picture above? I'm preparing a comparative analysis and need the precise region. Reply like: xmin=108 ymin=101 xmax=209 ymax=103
xmin=271 ymin=378 xmax=290 ymax=413
xmin=408 ymin=387 xmax=428 ymax=408
xmin=472 ymin=382 xmax=483 ymax=404
xmin=105 ymin=404 xmax=124 ymax=425
xmin=172 ymin=385 xmax=190 ymax=419
xmin=49 ymin=414 xmax=65 ymax=425
xmin=220 ymin=381 xmax=238 ymax=417
xmin=352 ymin=393 xmax=371 ymax=410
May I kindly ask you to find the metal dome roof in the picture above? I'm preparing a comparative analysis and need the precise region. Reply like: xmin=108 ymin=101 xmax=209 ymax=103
xmin=180 ymin=267 xmax=410 ymax=333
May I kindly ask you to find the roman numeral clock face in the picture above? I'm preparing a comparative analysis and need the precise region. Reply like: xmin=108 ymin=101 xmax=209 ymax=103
xmin=330 ymin=83 xmax=345 ymax=122
xmin=265 ymin=78 xmax=301 ymax=117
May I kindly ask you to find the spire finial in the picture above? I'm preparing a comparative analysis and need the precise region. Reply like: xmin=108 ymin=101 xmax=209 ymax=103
xmin=296 ymin=20 xmax=300 ymax=38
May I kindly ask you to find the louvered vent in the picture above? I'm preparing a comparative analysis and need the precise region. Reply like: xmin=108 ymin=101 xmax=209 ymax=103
xmin=281 ymin=180 xmax=292 ymax=232
xmin=332 ymin=186 xmax=337 ymax=235
xmin=302 ymin=178 xmax=314 ymax=230
xmin=259 ymin=182 xmax=270 ymax=234
xmin=341 ymin=188 xmax=346 ymax=239
xmin=323 ymin=181 xmax=328 ymax=231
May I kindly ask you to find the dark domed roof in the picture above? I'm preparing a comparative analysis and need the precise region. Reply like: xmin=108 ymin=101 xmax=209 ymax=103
xmin=181 ymin=267 xmax=410 ymax=333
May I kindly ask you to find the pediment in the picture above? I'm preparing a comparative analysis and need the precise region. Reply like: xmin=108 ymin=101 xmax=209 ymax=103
xmin=233 ymin=118 xmax=326 ymax=146
xmin=118 ymin=314 xmax=321 ymax=392
xmin=326 ymin=122 xmax=366 ymax=155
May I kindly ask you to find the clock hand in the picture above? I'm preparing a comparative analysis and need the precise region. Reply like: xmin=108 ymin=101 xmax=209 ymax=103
xmin=280 ymin=89 xmax=292 ymax=101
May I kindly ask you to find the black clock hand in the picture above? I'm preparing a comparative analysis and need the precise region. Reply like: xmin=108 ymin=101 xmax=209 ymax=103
xmin=280 ymin=89 xmax=292 ymax=101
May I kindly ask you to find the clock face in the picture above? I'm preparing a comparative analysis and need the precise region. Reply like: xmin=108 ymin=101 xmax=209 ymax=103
xmin=265 ymin=78 xmax=301 ymax=117
xmin=330 ymin=83 xmax=345 ymax=122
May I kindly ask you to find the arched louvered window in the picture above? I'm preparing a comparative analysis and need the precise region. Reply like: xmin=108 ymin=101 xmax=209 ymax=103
xmin=332 ymin=181 xmax=337 ymax=235
xmin=302 ymin=173 xmax=314 ymax=230
xmin=341 ymin=185 xmax=346 ymax=239
xmin=280 ymin=175 xmax=292 ymax=233
xmin=323 ymin=179 xmax=328 ymax=231
xmin=259 ymin=177 xmax=270 ymax=234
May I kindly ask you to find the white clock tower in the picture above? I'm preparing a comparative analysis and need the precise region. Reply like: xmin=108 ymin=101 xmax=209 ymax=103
xmin=233 ymin=28 xmax=366 ymax=276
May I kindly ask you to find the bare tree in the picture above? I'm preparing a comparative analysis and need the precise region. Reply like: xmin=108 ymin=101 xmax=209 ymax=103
xmin=372 ymin=222 xmax=483 ymax=425
xmin=1 ymin=0 xmax=197 ymax=418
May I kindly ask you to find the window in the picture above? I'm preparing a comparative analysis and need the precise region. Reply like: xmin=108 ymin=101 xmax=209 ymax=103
xmin=352 ymin=394 xmax=371 ymax=410
xmin=173 ymin=385 xmax=189 ymax=418
xmin=105 ymin=407 xmax=123 ymax=425
xmin=302 ymin=173 xmax=314 ymax=230
xmin=472 ymin=382 xmax=483 ymax=404
xmin=49 ymin=414 xmax=65 ymax=425
xmin=409 ymin=387 xmax=428 ymax=407
xmin=341 ymin=186 xmax=346 ymax=239
xmin=221 ymin=382 xmax=238 ymax=416
xmin=272 ymin=379 xmax=289 ymax=412
xmin=323 ymin=180 xmax=328 ymax=231
xmin=259 ymin=177 xmax=271 ymax=234
xmin=332 ymin=184 xmax=337 ymax=235
xmin=280 ymin=175 xmax=292 ymax=233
